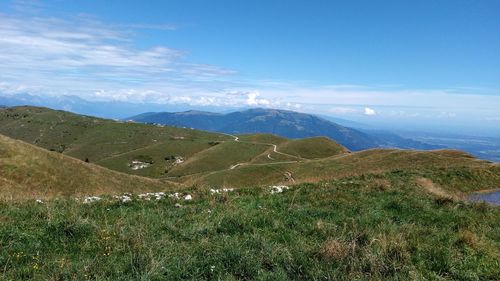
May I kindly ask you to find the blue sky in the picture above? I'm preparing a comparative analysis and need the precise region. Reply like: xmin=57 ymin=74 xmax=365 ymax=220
xmin=0 ymin=0 xmax=499 ymax=134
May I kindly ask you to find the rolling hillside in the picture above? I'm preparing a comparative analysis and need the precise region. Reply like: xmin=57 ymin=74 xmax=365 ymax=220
xmin=0 ymin=134 xmax=171 ymax=199
xmin=1 ymin=106 xmax=500 ymax=280
xmin=0 ymin=106 xmax=353 ymax=182
xmin=1 ymin=106 xmax=498 ymax=192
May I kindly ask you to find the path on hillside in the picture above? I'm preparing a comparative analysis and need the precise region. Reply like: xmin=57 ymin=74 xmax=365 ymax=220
xmin=223 ymin=133 xmax=307 ymax=170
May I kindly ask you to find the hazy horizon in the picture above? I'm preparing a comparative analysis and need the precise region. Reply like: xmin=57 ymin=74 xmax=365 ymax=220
xmin=1 ymin=0 xmax=499 ymax=136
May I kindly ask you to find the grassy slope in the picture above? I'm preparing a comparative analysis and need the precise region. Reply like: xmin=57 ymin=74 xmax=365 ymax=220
xmin=0 ymin=106 xmax=230 ymax=159
xmin=0 ymin=134 xmax=173 ymax=199
xmin=237 ymin=133 xmax=289 ymax=144
xmin=276 ymin=136 xmax=348 ymax=159
xmin=1 ymin=107 xmax=499 ymax=279
xmin=191 ymin=149 xmax=500 ymax=190
xmin=96 ymin=140 xmax=214 ymax=178
xmin=0 ymin=173 xmax=499 ymax=280
xmin=1 ymin=106 xmax=498 ymax=191
xmin=168 ymin=141 xmax=270 ymax=177
xmin=0 ymin=106 xmax=233 ymax=174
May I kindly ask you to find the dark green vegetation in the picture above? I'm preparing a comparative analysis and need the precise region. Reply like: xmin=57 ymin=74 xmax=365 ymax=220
xmin=1 ymin=172 xmax=499 ymax=280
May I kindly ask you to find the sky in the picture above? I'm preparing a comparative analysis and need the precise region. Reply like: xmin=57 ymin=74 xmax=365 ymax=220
xmin=0 ymin=0 xmax=499 ymax=135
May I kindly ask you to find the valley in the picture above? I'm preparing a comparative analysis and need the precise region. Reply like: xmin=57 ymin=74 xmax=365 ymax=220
xmin=1 ymin=106 xmax=499 ymax=280
xmin=1 ymin=106 xmax=498 ymax=194
xmin=1 ymin=1 xmax=498 ymax=279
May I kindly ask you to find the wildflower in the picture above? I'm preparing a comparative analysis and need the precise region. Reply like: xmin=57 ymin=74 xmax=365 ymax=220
xmin=36 ymin=199 xmax=43 ymax=204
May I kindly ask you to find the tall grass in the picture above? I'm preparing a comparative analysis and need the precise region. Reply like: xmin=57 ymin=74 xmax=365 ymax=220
xmin=1 ymin=172 xmax=498 ymax=280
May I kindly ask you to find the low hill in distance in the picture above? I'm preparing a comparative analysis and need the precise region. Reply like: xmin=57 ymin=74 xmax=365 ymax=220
xmin=129 ymin=108 xmax=380 ymax=151
xmin=1 ymin=106 xmax=499 ymax=280
xmin=129 ymin=108 xmax=441 ymax=151
xmin=1 ymin=106 xmax=498 ymax=195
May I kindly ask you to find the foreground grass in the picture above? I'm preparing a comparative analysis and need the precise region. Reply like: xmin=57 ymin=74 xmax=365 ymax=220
xmin=1 ymin=172 xmax=499 ymax=280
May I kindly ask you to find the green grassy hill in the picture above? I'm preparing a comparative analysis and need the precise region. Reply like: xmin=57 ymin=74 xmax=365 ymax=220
xmin=0 ymin=134 xmax=173 ymax=199
xmin=0 ymin=106 xmax=230 ymax=159
xmin=190 ymin=148 xmax=499 ymax=190
xmin=276 ymin=136 xmax=348 ymax=159
xmin=1 ymin=172 xmax=499 ymax=280
xmin=1 ymin=106 xmax=498 ymax=192
xmin=1 ymin=106 xmax=500 ymax=280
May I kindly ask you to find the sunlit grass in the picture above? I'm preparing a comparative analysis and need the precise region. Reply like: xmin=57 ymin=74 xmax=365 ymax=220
xmin=1 ymin=173 xmax=498 ymax=280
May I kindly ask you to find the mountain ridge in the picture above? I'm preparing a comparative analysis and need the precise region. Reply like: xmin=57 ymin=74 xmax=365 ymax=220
xmin=129 ymin=108 xmax=440 ymax=151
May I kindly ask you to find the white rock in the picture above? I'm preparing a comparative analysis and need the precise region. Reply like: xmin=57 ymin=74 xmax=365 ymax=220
xmin=184 ymin=194 xmax=192 ymax=201
xmin=83 ymin=196 xmax=102 ymax=204
xmin=210 ymin=188 xmax=235 ymax=194
xmin=269 ymin=185 xmax=290 ymax=194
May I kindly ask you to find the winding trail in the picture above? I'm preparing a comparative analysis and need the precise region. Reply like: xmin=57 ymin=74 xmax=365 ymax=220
xmin=223 ymin=133 xmax=305 ymax=170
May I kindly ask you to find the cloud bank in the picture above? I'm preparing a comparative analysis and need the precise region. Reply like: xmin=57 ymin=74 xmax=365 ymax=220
xmin=0 ymin=5 xmax=499 ymax=127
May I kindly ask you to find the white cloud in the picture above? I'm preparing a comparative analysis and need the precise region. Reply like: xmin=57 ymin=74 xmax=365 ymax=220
xmin=0 ymin=6 xmax=498 ymax=124
xmin=330 ymin=107 xmax=357 ymax=114
xmin=0 ymin=13 xmax=235 ymax=98
xmin=246 ymin=91 xmax=271 ymax=106
xmin=364 ymin=107 xmax=376 ymax=116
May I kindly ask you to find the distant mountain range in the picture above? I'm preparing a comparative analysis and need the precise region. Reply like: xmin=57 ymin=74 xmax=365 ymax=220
xmin=0 ymin=93 xmax=233 ymax=119
xmin=129 ymin=108 xmax=441 ymax=151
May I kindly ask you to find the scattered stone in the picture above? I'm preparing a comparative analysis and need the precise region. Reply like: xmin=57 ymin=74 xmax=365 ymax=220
xmin=83 ymin=196 xmax=102 ymax=204
xmin=184 ymin=194 xmax=193 ymax=201
xmin=270 ymin=185 xmax=290 ymax=194
xmin=210 ymin=188 xmax=235 ymax=194
xmin=174 ymin=156 xmax=184 ymax=164
xmin=129 ymin=160 xmax=151 ymax=170
xmin=175 ymin=203 xmax=182 ymax=208
xmin=138 ymin=192 xmax=166 ymax=200
xmin=113 ymin=195 xmax=132 ymax=203
xmin=169 ymin=192 xmax=181 ymax=199
xmin=36 ymin=199 xmax=43 ymax=204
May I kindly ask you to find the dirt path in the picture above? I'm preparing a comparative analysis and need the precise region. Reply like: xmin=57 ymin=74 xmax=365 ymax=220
xmin=224 ymin=134 xmax=306 ymax=170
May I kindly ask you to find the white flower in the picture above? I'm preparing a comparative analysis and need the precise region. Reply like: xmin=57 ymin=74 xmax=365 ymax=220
xmin=36 ymin=199 xmax=43 ymax=204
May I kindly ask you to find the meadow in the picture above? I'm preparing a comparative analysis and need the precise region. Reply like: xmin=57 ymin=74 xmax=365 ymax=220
xmin=1 ymin=172 xmax=499 ymax=280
